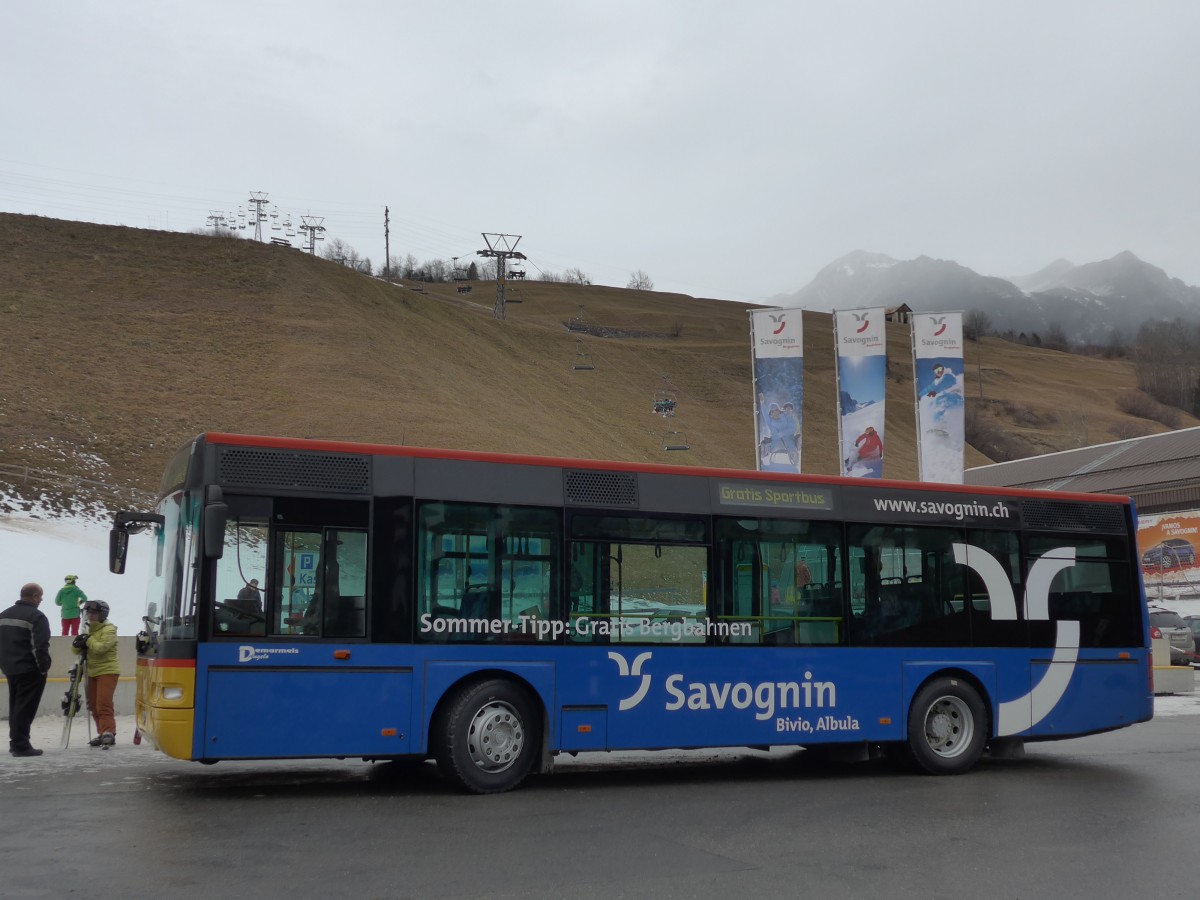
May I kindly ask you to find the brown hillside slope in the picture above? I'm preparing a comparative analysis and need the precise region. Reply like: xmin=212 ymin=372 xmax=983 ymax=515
xmin=0 ymin=213 xmax=1193 ymax=510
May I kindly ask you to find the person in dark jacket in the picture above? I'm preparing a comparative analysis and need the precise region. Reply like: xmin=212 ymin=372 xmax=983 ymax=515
xmin=1 ymin=583 xmax=52 ymax=757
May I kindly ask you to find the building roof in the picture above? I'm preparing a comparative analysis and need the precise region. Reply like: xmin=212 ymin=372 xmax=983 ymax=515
xmin=965 ymin=426 xmax=1200 ymax=512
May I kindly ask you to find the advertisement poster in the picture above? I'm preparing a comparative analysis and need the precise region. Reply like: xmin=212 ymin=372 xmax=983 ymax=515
xmin=750 ymin=308 xmax=803 ymax=474
xmin=834 ymin=308 xmax=887 ymax=478
xmin=912 ymin=312 xmax=965 ymax=483
xmin=1138 ymin=509 xmax=1200 ymax=613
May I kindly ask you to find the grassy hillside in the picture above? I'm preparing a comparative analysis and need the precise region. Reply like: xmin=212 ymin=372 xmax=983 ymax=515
xmin=0 ymin=213 xmax=1193 ymax=511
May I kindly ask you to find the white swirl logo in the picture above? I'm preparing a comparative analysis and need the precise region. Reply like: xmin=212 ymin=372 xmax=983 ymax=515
xmin=608 ymin=651 xmax=653 ymax=710
xmin=953 ymin=543 xmax=1078 ymax=736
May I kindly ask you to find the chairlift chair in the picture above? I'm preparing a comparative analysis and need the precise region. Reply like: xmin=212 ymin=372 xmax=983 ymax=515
xmin=652 ymin=392 xmax=677 ymax=417
xmin=662 ymin=429 xmax=690 ymax=451
xmin=572 ymin=338 xmax=595 ymax=371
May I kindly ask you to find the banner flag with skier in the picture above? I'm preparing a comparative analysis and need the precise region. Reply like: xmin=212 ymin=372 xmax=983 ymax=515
xmin=912 ymin=312 xmax=965 ymax=483
xmin=834 ymin=307 xmax=887 ymax=478
xmin=749 ymin=308 xmax=804 ymax=474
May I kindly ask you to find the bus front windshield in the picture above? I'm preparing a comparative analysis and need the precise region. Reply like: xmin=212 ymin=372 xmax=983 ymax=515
xmin=143 ymin=490 xmax=199 ymax=642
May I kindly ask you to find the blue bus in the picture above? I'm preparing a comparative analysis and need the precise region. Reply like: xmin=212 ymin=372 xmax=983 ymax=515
xmin=110 ymin=433 xmax=1153 ymax=792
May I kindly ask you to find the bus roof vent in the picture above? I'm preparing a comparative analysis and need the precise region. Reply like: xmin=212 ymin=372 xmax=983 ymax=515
xmin=564 ymin=470 xmax=639 ymax=508
xmin=1020 ymin=498 xmax=1126 ymax=534
xmin=218 ymin=447 xmax=371 ymax=494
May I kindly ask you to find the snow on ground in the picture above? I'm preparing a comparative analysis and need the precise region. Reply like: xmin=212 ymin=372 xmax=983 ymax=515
xmin=0 ymin=509 xmax=153 ymax=638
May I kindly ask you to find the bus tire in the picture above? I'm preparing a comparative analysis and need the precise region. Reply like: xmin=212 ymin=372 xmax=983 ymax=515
xmin=905 ymin=676 xmax=987 ymax=775
xmin=435 ymin=679 xmax=539 ymax=794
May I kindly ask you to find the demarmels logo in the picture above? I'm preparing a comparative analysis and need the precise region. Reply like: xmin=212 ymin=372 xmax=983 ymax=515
xmin=854 ymin=311 xmax=870 ymax=333
xmin=238 ymin=646 xmax=301 ymax=663
xmin=770 ymin=313 xmax=787 ymax=335
xmin=930 ymin=315 xmax=947 ymax=337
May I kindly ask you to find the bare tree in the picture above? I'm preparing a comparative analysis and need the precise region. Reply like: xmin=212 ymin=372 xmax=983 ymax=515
xmin=425 ymin=258 xmax=450 ymax=282
xmin=964 ymin=309 xmax=991 ymax=341
xmin=626 ymin=270 xmax=654 ymax=290
xmin=1135 ymin=319 xmax=1200 ymax=411
xmin=1043 ymin=322 xmax=1070 ymax=352
xmin=565 ymin=267 xmax=591 ymax=285
xmin=383 ymin=255 xmax=406 ymax=281
xmin=321 ymin=237 xmax=352 ymax=263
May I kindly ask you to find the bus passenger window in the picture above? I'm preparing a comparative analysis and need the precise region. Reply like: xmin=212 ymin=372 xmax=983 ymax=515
xmin=415 ymin=502 xmax=561 ymax=643
xmin=847 ymin=524 xmax=967 ymax=648
xmin=1025 ymin=534 xmax=1137 ymax=649
xmin=567 ymin=514 xmax=709 ymax=645
xmin=714 ymin=518 xmax=843 ymax=647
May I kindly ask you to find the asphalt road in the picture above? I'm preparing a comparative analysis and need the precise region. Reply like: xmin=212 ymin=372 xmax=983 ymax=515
xmin=4 ymin=701 xmax=1199 ymax=900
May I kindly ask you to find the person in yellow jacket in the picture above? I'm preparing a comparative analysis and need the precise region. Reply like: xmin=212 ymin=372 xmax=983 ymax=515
xmin=74 ymin=600 xmax=119 ymax=747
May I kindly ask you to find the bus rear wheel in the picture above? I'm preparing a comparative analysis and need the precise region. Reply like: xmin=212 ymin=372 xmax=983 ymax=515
xmin=436 ymin=679 xmax=539 ymax=794
xmin=905 ymin=677 xmax=987 ymax=775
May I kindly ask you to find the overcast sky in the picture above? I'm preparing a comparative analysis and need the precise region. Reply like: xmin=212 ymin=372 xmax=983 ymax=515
xmin=3 ymin=1 xmax=1198 ymax=301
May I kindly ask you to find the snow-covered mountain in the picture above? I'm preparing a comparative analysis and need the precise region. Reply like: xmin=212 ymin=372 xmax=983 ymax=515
xmin=769 ymin=250 xmax=1200 ymax=342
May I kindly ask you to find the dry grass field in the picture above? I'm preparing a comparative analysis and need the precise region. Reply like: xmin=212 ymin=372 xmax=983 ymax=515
xmin=1 ymin=212 xmax=1194 ymax=511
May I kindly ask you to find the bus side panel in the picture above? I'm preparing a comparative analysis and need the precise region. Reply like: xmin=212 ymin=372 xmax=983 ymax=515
xmin=201 ymin=668 xmax=413 ymax=758
xmin=583 ymin=648 xmax=910 ymax=750
xmin=1026 ymin=651 xmax=1153 ymax=737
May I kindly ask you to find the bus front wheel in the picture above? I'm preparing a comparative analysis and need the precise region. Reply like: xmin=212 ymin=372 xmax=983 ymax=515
xmin=435 ymin=679 xmax=539 ymax=794
xmin=905 ymin=677 xmax=987 ymax=775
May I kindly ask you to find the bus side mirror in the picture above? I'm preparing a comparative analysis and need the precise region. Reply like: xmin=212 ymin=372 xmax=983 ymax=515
xmin=109 ymin=529 xmax=128 ymax=574
xmin=204 ymin=502 xmax=228 ymax=559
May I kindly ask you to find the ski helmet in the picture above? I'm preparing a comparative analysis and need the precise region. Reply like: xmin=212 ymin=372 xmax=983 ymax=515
xmin=83 ymin=599 xmax=110 ymax=622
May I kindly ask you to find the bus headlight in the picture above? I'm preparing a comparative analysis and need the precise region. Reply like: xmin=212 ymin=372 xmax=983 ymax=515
xmin=161 ymin=686 xmax=184 ymax=701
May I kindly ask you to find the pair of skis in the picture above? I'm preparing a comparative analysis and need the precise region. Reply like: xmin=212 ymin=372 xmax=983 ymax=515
xmin=60 ymin=653 xmax=91 ymax=748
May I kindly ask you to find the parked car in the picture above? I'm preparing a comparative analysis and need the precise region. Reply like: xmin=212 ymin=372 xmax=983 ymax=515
xmin=1148 ymin=607 xmax=1193 ymax=665
xmin=1185 ymin=615 xmax=1200 ymax=667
